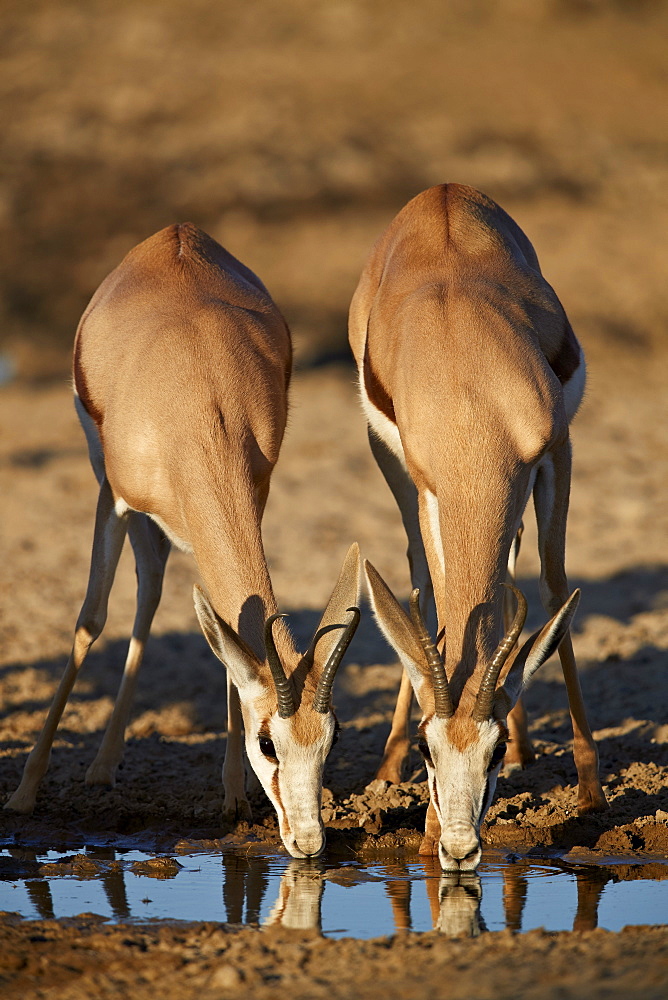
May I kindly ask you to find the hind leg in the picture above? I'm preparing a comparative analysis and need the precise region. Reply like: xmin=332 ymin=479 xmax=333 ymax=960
xmin=86 ymin=513 xmax=170 ymax=786
xmin=5 ymin=478 xmax=128 ymax=812
xmin=368 ymin=431 xmax=431 ymax=783
xmin=534 ymin=447 xmax=606 ymax=813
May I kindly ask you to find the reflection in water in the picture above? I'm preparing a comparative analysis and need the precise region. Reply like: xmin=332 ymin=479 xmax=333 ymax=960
xmin=221 ymin=851 xmax=269 ymax=925
xmin=436 ymin=873 xmax=485 ymax=937
xmin=572 ymin=865 xmax=609 ymax=932
xmin=88 ymin=846 xmax=131 ymax=920
xmin=265 ymin=861 xmax=324 ymax=930
xmin=0 ymin=846 xmax=631 ymax=936
xmin=503 ymin=863 xmax=528 ymax=932
xmin=6 ymin=848 xmax=55 ymax=920
xmin=386 ymin=858 xmax=484 ymax=938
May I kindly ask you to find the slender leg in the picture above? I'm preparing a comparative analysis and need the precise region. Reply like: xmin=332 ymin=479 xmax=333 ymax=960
xmin=223 ymin=676 xmax=252 ymax=822
xmin=5 ymin=479 xmax=128 ymax=813
xmin=504 ymin=524 xmax=535 ymax=771
xmin=368 ymin=431 xmax=431 ymax=783
xmin=418 ymin=799 xmax=441 ymax=855
xmin=533 ymin=446 xmax=607 ymax=812
xmin=86 ymin=514 xmax=170 ymax=786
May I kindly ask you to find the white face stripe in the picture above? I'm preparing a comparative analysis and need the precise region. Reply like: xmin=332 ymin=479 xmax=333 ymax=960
xmin=423 ymin=715 xmax=506 ymax=872
xmin=240 ymin=705 xmax=335 ymax=858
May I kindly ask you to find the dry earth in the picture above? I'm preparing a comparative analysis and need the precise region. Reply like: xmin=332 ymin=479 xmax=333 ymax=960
xmin=1 ymin=2 xmax=668 ymax=998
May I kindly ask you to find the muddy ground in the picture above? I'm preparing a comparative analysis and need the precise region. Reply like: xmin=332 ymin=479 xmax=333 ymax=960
xmin=1 ymin=2 xmax=668 ymax=998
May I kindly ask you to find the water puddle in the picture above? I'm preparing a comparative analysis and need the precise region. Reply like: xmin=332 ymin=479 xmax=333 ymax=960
xmin=1 ymin=845 xmax=666 ymax=938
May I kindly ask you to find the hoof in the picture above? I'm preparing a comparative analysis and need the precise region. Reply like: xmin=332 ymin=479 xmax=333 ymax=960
xmin=374 ymin=763 xmax=403 ymax=785
xmin=577 ymin=786 xmax=608 ymax=814
xmin=223 ymin=798 xmax=253 ymax=825
xmin=418 ymin=834 xmax=439 ymax=856
xmin=85 ymin=762 xmax=117 ymax=787
xmin=4 ymin=787 xmax=37 ymax=814
xmin=503 ymin=745 xmax=535 ymax=773
xmin=375 ymin=737 xmax=410 ymax=785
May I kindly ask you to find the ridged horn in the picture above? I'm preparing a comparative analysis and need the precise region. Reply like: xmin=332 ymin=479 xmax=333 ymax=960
xmin=409 ymin=589 xmax=453 ymax=719
xmin=472 ymin=584 xmax=527 ymax=722
xmin=313 ymin=607 xmax=361 ymax=714
xmin=264 ymin=613 xmax=295 ymax=719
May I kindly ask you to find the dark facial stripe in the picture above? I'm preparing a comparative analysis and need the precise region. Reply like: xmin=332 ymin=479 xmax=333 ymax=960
xmin=549 ymin=319 xmax=581 ymax=386
xmin=271 ymin=768 xmax=283 ymax=817
xmin=363 ymin=343 xmax=396 ymax=424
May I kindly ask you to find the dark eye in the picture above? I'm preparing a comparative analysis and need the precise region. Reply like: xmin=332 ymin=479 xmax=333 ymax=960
xmin=259 ymin=736 xmax=277 ymax=760
xmin=417 ymin=739 xmax=433 ymax=765
xmin=488 ymin=743 xmax=507 ymax=771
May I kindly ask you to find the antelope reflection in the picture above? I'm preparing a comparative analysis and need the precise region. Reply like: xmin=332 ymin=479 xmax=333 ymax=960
xmin=4 ymin=846 xmax=131 ymax=920
xmin=385 ymin=857 xmax=484 ymax=937
xmin=265 ymin=861 xmax=324 ymax=930
xmin=3 ymin=847 xmax=615 ymax=935
xmin=385 ymin=856 xmax=610 ymax=938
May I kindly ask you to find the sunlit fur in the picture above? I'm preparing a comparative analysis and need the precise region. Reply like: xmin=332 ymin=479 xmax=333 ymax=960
xmin=351 ymin=184 xmax=606 ymax=867
xmin=364 ymin=559 xmax=581 ymax=871
xmin=194 ymin=541 xmax=360 ymax=859
xmin=5 ymin=223 xmax=361 ymax=861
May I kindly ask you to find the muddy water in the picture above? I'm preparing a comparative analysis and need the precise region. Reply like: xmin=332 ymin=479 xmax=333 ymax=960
xmin=1 ymin=845 xmax=666 ymax=938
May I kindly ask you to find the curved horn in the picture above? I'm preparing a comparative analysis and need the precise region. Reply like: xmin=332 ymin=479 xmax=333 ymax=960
xmin=409 ymin=589 xmax=453 ymax=719
xmin=313 ymin=607 xmax=361 ymax=714
xmin=472 ymin=584 xmax=527 ymax=722
xmin=264 ymin=613 xmax=295 ymax=719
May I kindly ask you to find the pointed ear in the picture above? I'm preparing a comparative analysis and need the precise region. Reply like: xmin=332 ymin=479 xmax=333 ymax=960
xmin=496 ymin=590 xmax=580 ymax=711
xmin=308 ymin=543 xmax=362 ymax=670
xmin=193 ymin=585 xmax=260 ymax=691
xmin=364 ymin=559 xmax=434 ymax=711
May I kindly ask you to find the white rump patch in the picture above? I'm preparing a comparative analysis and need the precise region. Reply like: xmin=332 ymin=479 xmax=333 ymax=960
xmin=358 ymin=373 xmax=406 ymax=467
xmin=562 ymin=354 xmax=586 ymax=422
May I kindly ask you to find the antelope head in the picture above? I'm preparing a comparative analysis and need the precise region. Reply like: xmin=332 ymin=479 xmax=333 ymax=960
xmin=194 ymin=543 xmax=361 ymax=859
xmin=364 ymin=559 xmax=579 ymax=871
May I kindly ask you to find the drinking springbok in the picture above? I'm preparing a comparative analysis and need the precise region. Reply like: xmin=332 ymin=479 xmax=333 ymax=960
xmin=349 ymin=184 xmax=606 ymax=871
xmin=6 ymin=223 xmax=360 ymax=859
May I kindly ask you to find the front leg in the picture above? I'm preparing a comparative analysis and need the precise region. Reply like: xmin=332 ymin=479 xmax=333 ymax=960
xmin=375 ymin=669 xmax=413 ymax=783
xmin=222 ymin=677 xmax=252 ymax=823
xmin=418 ymin=799 xmax=441 ymax=856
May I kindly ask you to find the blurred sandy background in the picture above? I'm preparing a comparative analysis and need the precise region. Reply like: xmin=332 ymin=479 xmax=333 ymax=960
xmin=1 ymin=0 xmax=667 ymax=378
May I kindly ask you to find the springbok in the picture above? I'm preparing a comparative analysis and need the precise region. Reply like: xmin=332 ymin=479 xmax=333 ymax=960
xmin=349 ymin=184 xmax=606 ymax=871
xmin=6 ymin=223 xmax=361 ymax=859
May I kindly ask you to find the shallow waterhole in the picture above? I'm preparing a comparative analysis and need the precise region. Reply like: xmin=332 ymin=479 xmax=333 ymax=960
xmin=1 ymin=844 xmax=666 ymax=938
